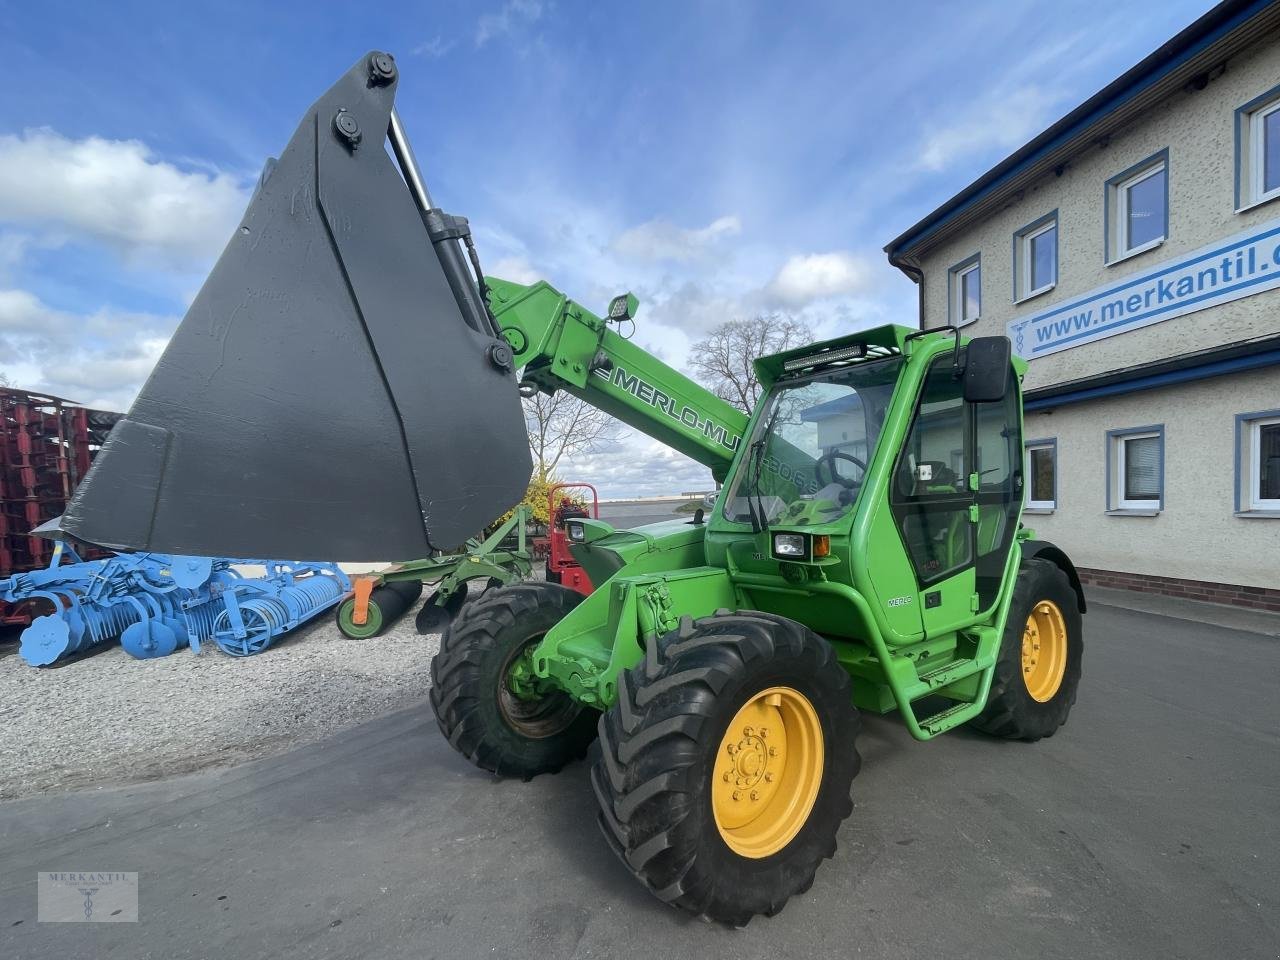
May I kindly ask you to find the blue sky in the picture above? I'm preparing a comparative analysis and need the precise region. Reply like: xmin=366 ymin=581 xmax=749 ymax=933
xmin=0 ymin=0 xmax=1212 ymax=496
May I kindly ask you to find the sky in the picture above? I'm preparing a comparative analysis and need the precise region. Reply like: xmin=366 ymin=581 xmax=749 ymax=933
xmin=0 ymin=0 xmax=1214 ymax=498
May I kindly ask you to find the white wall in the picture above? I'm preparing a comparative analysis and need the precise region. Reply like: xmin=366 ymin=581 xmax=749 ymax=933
xmin=914 ymin=34 xmax=1280 ymax=391
xmin=1022 ymin=366 xmax=1280 ymax=588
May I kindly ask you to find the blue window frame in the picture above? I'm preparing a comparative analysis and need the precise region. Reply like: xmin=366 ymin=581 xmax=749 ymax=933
xmin=1012 ymin=210 xmax=1057 ymax=303
xmin=1105 ymin=149 xmax=1168 ymax=264
xmin=1234 ymin=408 xmax=1280 ymax=515
xmin=1234 ymin=81 xmax=1280 ymax=211
xmin=947 ymin=253 xmax=981 ymax=327
xmin=1105 ymin=424 xmax=1164 ymax=514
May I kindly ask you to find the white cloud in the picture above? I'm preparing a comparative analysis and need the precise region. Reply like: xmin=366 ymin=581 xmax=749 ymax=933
xmin=612 ymin=215 xmax=741 ymax=264
xmin=413 ymin=35 xmax=455 ymax=58
xmin=763 ymin=251 xmax=872 ymax=307
xmin=0 ymin=288 xmax=52 ymax=331
xmin=0 ymin=233 xmax=33 ymax=281
xmin=916 ymin=86 xmax=1064 ymax=173
xmin=476 ymin=0 xmax=544 ymax=47
xmin=0 ymin=287 xmax=177 ymax=410
xmin=488 ymin=255 xmax=542 ymax=285
xmin=566 ymin=436 xmax=715 ymax=499
xmin=0 ymin=129 xmax=249 ymax=264
xmin=908 ymin=30 xmax=1126 ymax=175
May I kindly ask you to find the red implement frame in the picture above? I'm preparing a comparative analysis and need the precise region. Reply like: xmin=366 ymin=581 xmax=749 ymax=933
xmin=546 ymin=482 xmax=598 ymax=596
xmin=0 ymin=388 xmax=119 ymax=625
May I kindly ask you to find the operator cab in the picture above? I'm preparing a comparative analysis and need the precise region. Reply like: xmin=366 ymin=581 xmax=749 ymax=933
xmin=714 ymin=325 xmax=1023 ymax=636
xmin=721 ymin=344 xmax=901 ymax=529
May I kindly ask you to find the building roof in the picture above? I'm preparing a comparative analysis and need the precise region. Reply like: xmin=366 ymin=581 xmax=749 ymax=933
xmin=884 ymin=0 xmax=1280 ymax=271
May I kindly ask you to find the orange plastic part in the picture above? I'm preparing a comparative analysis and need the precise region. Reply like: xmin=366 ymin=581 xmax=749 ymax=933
xmin=351 ymin=576 xmax=376 ymax=626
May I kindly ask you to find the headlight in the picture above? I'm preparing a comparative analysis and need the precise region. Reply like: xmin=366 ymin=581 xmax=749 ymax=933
xmin=608 ymin=292 xmax=638 ymax=321
xmin=567 ymin=521 xmax=585 ymax=542
xmin=772 ymin=533 xmax=806 ymax=558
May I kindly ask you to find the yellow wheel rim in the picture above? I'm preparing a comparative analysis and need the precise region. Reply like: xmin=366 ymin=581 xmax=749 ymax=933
xmin=1022 ymin=599 xmax=1068 ymax=702
xmin=711 ymin=686 xmax=824 ymax=859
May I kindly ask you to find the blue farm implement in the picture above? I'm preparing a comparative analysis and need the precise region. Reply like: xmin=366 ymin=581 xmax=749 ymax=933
xmin=0 ymin=544 xmax=350 ymax=666
xmin=204 ymin=561 xmax=351 ymax=656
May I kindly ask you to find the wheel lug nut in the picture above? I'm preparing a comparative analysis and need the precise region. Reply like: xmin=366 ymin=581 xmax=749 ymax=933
xmin=744 ymin=726 xmax=755 ymax=737
xmin=768 ymin=746 xmax=778 ymax=756
xmin=764 ymin=772 xmax=775 ymax=783
xmin=732 ymin=790 xmax=741 ymax=801
xmin=750 ymin=791 xmax=759 ymax=801
xmin=759 ymin=727 xmax=768 ymax=738
xmin=727 ymin=743 xmax=737 ymax=755
xmin=723 ymin=772 xmax=732 ymax=782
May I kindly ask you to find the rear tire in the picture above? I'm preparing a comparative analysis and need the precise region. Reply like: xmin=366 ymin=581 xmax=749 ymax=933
xmin=592 ymin=611 xmax=860 ymax=925
xmin=430 ymin=582 xmax=597 ymax=779
xmin=970 ymin=558 xmax=1083 ymax=741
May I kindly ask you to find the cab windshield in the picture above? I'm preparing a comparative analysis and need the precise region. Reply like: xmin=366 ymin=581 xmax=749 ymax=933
xmin=722 ymin=358 xmax=902 ymax=526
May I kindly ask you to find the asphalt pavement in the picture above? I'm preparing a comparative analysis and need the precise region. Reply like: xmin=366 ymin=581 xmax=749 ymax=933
xmin=1 ymin=599 xmax=1277 ymax=959
xmin=598 ymin=499 xmax=696 ymax=529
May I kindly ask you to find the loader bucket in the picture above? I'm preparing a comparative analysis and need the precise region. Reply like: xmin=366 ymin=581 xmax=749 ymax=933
xmin=62 ymin=53 xmax=532 ymax=561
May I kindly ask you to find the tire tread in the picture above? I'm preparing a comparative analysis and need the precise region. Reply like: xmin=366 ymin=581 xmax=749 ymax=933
xmin=593 ymin=610 xmax=860 ymax=925
xmin=429 ymin=582 xmax=596 ymax=778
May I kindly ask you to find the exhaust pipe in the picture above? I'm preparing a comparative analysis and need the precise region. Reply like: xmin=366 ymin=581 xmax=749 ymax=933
xmin=61 ymin=52 xmax=532 ymax=561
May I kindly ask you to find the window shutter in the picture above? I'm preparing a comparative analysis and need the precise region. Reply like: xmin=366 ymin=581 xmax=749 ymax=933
xmin=1124 ymin=436 xmax=1160 ymax=499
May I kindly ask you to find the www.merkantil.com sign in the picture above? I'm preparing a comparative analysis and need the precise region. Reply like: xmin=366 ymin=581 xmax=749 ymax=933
xmin=1008 ymin=216 xmax=1280 ymax=359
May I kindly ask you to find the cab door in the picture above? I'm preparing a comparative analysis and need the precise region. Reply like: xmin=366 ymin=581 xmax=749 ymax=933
xmin=888 ymin=350 xmax=1023 ymax=633
xmin=889 ymin=353 xmax=975 ymax=635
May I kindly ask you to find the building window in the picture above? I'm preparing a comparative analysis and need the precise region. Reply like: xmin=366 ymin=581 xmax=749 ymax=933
xmin=1106 ymin=425 xmax=1164 ymax=513
xmin=1024 ymin=439 xmax=1056 ymax=511
xmin=948 ymin=255 xmax=981 ymax=326
xmin=1014 ymin=212 xmax=1057 ymax=302
xmin=1235 ymin=85 xmax=1280 ymax=210
xmin=1235 ymin=411 xmax=1280 ymax=514
xmin=1106 ymin=151 xmax=1167 ymax=262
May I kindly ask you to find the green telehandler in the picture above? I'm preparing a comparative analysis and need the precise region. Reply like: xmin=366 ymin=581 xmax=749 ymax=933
xmin=62 ymin=53 xmax=1085 ymax=925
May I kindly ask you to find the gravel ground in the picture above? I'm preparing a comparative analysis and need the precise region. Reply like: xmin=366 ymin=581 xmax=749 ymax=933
xmin=0 ymin=604 xmax=442 ymax=801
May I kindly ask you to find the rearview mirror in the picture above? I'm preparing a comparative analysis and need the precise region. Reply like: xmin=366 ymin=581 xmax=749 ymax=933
xmin=962 ymin=336 xmax=1012 ymax=403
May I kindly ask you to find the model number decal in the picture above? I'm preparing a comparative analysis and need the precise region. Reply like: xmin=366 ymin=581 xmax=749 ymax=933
xmin=887 ymin=596 xmax=913 ymax=607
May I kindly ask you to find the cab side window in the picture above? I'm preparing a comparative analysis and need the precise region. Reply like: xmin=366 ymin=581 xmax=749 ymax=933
xmin=892 ymin=356 xmax=971 ymax=583
xmin=973 ymin=383 xmax=1023 ymax=608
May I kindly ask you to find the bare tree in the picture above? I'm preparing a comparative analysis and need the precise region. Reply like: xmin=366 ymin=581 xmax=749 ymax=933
xmin=687 ymin=315 xmax=813 ymax=413
xmin=524 ymin=390 xmax=621 ymax=479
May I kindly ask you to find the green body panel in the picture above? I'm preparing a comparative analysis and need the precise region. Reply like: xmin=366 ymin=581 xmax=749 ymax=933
xmin=487 ymin=277 xmax=748 ymax=482
xmin=371 ymin=506 xmax=533 ymax=605
xmin=532 ymin=522 xmax=733 ymax=706
xmin=487 ymin=277 xmax=1043 ymax=742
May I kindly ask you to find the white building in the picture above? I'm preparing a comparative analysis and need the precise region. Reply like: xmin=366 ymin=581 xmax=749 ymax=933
xmin=885 ymin=0 xmax=1280 ymax=609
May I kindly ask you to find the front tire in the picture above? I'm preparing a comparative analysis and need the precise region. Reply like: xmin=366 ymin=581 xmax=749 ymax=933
xmin=970 ymin=558 xmax=1083 ymax=741
xmin=592 ymin=611 xmax=860 ymax=925
xmin=429 ymin=582 xmax=597 ymax=779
